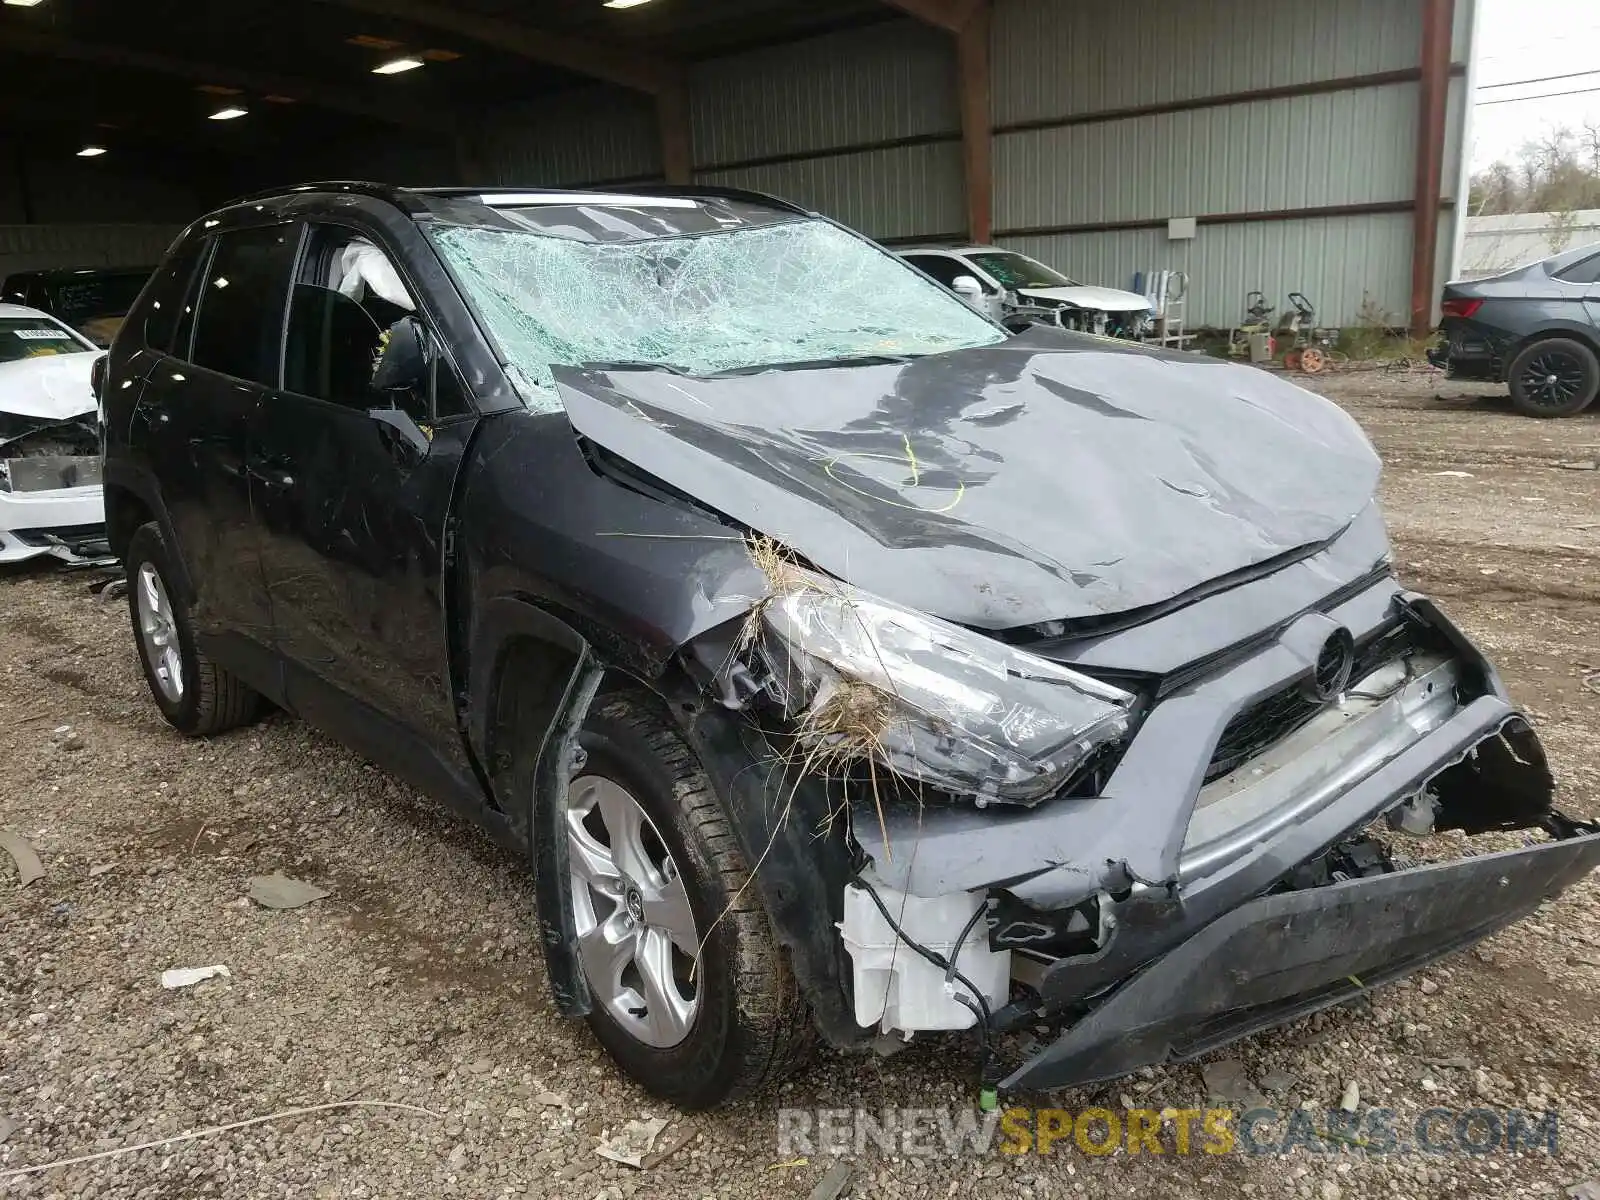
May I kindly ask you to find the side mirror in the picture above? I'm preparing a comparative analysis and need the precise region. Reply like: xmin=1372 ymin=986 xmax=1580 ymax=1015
xmin=367 ymin=406 xmax=432 ymax=463
xmin=371 ymin=315 xmax=428 ymax=392
xmin=89 ymin=352 xmax=108 ymax=402
xmin=951 ymin=275 xmax=985 ymax=308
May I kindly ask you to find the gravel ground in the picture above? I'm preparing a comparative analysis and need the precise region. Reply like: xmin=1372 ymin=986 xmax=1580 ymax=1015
xmin=2 ymin=365 xmax=1599 ymax=1199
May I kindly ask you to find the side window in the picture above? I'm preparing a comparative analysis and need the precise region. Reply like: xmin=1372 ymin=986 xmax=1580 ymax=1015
xmin=143 ymin=241 xmax=207 ymax=355
xmin=1556 ymin=253 xmax=1600 ymax=285
xmin=284 ymin=226 xmax=430 ymax=419
xmin=906 ymin=254 xmax=967 ymax=289
xmin=190 ymin=225 xmax=300 ymax=385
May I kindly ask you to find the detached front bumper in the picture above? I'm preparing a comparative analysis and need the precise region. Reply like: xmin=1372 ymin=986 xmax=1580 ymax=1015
xmin=830 ymin=577 xmax=1598 ymax=1088
xmin=1005 ymin=823 xmax=1600 ymax=1091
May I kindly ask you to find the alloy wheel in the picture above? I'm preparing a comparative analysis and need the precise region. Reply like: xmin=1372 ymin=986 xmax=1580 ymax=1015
xmin=1518 ymin=349 xmax=1589 ymax=409
xmin=135 ymin=563 xmax=184 ymax=703
xmin=567 ymin=774 xmax=701 ymax=1048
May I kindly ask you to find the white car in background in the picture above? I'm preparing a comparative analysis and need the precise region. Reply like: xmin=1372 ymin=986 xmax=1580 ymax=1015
xmin=0 ymin=304 xmax=109 ymax=565
xmin=898 ymin=244 xmax=1152 ymax=338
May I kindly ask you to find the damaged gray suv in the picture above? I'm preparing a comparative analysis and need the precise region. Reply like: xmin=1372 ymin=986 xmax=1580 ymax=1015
xmin=99 ymin=183 xmax=1600 ymax=1109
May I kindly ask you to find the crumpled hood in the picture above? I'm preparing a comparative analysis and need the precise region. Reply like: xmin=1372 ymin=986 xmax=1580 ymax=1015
xmin=555 ymin=328 xmax=1382 ymax=629
xmin=0 ymin=353 xmax=98 ymax=421
xmin=1018 ymin=285 xmax=1150 ymax=313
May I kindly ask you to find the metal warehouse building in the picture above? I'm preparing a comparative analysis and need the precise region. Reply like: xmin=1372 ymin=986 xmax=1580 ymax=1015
xmin=466 ymin=0 xmax=1475 ymax=332
xmin=1 ymin=0 xmax=1473 ymax=331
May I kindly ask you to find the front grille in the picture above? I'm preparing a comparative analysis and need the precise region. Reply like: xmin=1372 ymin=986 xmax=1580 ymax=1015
xmin=1203 ymin=621 xmax=1421 ymax=783
xmin=1206 ymin=688 xmax=1320 ymax=783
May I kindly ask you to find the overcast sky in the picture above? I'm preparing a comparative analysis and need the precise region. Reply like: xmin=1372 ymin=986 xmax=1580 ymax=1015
xmin=1470 ymin=0 xmax=1600 ymax=169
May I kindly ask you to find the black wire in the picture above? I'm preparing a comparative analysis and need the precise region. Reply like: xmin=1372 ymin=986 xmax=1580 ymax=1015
xmin=1478 ymin=68 xmax=1600 ymax=91
xmin=945 ymin=901 xmax=988 ymax=986
xmin=1479 ymin=85 xmax=1600 ymax=106
xmin=857 ymin=870 xmax=992 ymax=1075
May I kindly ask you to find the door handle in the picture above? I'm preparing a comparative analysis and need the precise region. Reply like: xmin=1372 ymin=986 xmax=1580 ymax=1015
xmin=247 ymin=464 xmax=295 ymax=491
xmin=130 ymin=405 xmax=170 ymax=432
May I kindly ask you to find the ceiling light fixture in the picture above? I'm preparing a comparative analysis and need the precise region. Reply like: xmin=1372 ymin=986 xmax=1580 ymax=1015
xmin=3 ymin=1 xmax=47 ymax=8
xmin=76 ymin=145 xmax=106 ymax=157
xmin=372 ymin=56 xmax=423 ymax=74
xmin=209 ymin=106 xmax=249 ymax=120
xmin=603 ymin=0 xmax=655 ymax=7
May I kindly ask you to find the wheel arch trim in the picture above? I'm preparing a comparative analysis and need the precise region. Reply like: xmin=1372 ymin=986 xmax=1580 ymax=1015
xmin=467 ymin=594 xmax=602 ymax=1017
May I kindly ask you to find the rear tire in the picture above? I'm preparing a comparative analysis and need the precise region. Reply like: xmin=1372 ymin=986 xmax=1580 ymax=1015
xmin=1507 ymin=337 xmax=1599 ymax=417
xmin=569 ymin=692 xmax=812 ymax=1109
xmin=126 ymin=522 xmax=259 ymax=736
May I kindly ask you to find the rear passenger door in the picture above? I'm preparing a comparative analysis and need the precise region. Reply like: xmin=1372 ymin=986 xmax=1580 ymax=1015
xmin=249 ymin=221 xmax=478 ymax=785
xmin=128 ymin=223 xmax=300 ymax=692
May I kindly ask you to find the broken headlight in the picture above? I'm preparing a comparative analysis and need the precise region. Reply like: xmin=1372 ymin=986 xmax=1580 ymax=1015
xmin=762 ymin=574 xmax=1136 ymax=805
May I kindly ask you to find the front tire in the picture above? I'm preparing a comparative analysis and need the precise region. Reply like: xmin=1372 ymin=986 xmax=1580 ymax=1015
xmin=126 ymin=522 xmax=259 ymax=736
xmin=1507 ymin=337 xmax=1599 ymax=417
xmin=568 ymin=692 xmax=811 ymax=1109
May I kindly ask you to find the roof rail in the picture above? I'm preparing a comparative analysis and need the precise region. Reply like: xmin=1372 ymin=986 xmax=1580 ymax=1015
xmin=221 ymin=180 xmax=812 ymax=219
xmin=607 ymin=183 xmax=812 ymax=217
xmin=222 ymin=180 xmax=431 ymax=212
xmin=409 ymin=183 xmax=811 ymax=217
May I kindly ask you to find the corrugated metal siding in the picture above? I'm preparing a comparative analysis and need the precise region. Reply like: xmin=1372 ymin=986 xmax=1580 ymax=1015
xmin=1001 ymin=211 xmax=1413 ymax=328
xmin=689 ymin=19 xmax=955 ymax=167
xmin=697 ymin=142 xmax=963 ymax=242
xmin=995 ymin=82 xmax=1418 ymax=230
xmin=0 ymin=225 xmax=178 ymax=278
xmin=1439 ymin=75 xmax=1465 ymax=202
xmin=480 ymin=88 xmax=660 ymax=186
xmin=993 ymin=0 xmax=1423 ymax=127
xmin=468 ymin=0 xmax=1458 ymax=327
xmin=1451 ymin=0 xmax=1475 ymax=61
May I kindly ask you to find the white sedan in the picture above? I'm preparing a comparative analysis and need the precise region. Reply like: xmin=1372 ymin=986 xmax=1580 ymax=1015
xmin=0 ymin=304 xmax=109 ymax=564
xmin=898 ymin=245 xmax=1152 ymax=338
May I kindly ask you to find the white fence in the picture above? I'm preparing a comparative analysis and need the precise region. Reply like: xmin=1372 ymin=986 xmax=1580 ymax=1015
xmin=1459 ymin=210 xmax=1600 ymax=278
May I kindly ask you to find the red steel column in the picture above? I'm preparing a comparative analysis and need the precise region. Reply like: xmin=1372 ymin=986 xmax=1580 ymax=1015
xmin=1410 ymin=0 xmax=1454 ymax=335
xmin=957 ymin=2 xmax=992 ymax=245
xmin=658 ymin=78 xmax=692 ymax=185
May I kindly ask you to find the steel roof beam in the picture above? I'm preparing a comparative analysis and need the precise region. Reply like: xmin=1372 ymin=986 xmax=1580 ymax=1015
xmin=2 ymin=28 xmax=457 ymax=134
xmin=310 ymin=0 xmax=692 ymax=182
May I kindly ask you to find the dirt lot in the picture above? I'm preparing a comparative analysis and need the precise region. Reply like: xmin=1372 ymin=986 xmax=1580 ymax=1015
xmin=2 ymin=367 xmax=1599 ymax=1199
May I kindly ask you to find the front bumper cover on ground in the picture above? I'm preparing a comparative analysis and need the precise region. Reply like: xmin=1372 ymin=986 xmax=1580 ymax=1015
xmin=1004 ymin=827 xmax=1600 ymax=1091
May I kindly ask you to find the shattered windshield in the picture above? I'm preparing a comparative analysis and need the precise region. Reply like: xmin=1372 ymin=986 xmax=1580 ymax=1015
xmin=430 ymin=216 xmax=1006 ymax=409
xmin=967 ymin=251 xmax=1078 ymax=289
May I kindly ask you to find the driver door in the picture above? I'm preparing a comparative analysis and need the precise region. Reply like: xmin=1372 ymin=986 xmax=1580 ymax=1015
xmin=249 ymin=222 xmax=479 ymax=785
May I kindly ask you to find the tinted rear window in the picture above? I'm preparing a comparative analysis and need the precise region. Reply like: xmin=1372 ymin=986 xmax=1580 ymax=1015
xmin=143 ymin=241 xmax=208 ymax=355
xmin=1556 ymin=253 xmax=1600 ymax=285
xmin=190 ymin=225 xmax=300 ymax=386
